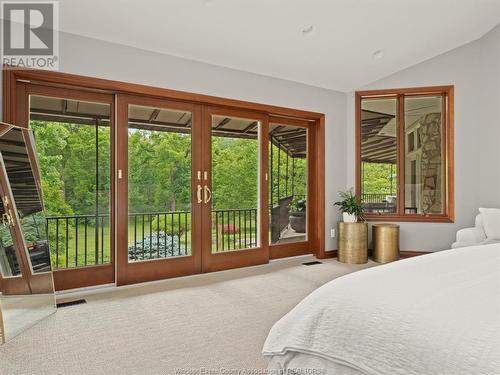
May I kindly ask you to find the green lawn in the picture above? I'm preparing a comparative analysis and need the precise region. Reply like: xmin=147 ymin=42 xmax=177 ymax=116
xmin=49 ymin=215 xmax=258 ymax=269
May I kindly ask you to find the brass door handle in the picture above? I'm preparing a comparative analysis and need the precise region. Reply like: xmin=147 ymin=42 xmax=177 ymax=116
xmin=2 ymin=210 xmax=14 ymax=227
xmin=196 ymin=185 xmax=203 ymax=203
xmin=203 ymin=185 xmax=212 ymax=204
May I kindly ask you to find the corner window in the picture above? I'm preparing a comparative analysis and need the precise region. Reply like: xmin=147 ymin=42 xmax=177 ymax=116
xmin=356 ymin=86 xmax=454 ymax=222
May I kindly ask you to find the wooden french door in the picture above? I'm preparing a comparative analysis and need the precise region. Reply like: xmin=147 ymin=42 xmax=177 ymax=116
xmin=116 ymin=95 xmax=203 ymax=285
xmin=117 ymin=101 xmax=269 ymax=284
xmin=201 ymin=107 xmax=269 ymax=272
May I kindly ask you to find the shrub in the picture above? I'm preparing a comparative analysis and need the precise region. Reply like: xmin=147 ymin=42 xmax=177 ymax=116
xmin=151 ymin=213 xmax=191 ymax=236
xmin=218 ymin=224 xmax=240 ymax=234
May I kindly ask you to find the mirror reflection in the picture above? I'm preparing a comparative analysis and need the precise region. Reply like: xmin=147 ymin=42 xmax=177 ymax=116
xmin=0 ymin=124 xmax=55 ymax=344
xmin=0 ymin=197 xmax=21 ymax=277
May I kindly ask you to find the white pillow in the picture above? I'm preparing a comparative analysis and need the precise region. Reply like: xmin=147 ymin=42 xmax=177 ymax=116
xmin=479 ymin=208 xmax=500 ymax=240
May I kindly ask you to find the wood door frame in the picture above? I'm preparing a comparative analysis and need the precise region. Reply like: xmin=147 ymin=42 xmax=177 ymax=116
xmin=3 ymin=66 xmax=327 ymax=288
xmin=11 ymin=82 xmax=116 ymax=290
xmin=201 ymin=106 xmax=270 ymax=272
xmin=115 ymin=94 xmax=203 ymax=285
xmin=3 ymin=66 xmax=325 ymax=122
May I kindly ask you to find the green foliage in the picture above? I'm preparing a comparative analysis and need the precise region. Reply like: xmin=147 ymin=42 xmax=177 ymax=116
xmin=19 ymin=213 xmax=47 ymax=244
xmin=30 ymin=119 xmax=308 ymax=266
xmin=290 ymin=198 xmax=306 ymax=213
xmin=334 ymin=189 xmax=364 ymax=220
xmin=32 ymin=120 xmax=308 ymax=217
xmin=0 ymin=225 xmax=14 ymax=248
xmin=30 ymin=122 xmax=74 ymax=216
xmin=151 ymin=213 xmax=192 ymax=236
xmin=362 ymin=162 xmax=397 ymax=194
xmin=212 ymin=137 xmax=259 ymax=209
xmin=128 ymin=130 xmax=192 ymax=212
xmin=31 ymin=121 xmax=112 ymax=216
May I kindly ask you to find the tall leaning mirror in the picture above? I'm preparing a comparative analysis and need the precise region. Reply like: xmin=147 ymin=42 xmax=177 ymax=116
xmin=0 ymin=123 xmax=56 ymax=344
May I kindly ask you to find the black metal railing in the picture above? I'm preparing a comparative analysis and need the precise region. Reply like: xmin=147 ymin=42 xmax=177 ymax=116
xmin=46 ymin=214 xmax=110 ymax=270
xmin=46 ymin=208 xmax=258 ymax=269
xmin=361 ymin=193 xmax=394 ymax=203
xmin=212 ymin=208 xmax=257 ymax=252
xmin=127 ymin=211 xmax=191 ymax=261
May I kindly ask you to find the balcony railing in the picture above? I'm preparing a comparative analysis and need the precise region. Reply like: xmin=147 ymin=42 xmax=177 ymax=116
xmin=361 ymin=193 xmax=397 ymax=214
xmin=361 ymin=193 xmax=394 ymax=203
xmin=46 ymin=214 xmax=110 ymax=269
xmin=46 ymin=208 xmax=258 ymax=269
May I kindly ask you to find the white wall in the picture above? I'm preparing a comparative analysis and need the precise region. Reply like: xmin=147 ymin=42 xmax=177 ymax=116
xmin=478 ymin=25 xmax=500 ymax=207
xmin=0 ymin=31 xmax=347 ymax=252
xmin=347 ymin=24 xmax=500 ymax=251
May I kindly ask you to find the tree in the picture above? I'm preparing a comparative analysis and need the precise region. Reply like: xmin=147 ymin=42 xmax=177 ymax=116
xmin=361 ymin=162 xmax=397 ymax=194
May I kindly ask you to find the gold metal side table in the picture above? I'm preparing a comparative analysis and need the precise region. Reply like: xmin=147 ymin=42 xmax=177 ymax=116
xmin=338 ymin=222 xmax=368 ymax=264
xmin=372 ymin=223 xmax=400 ymax=263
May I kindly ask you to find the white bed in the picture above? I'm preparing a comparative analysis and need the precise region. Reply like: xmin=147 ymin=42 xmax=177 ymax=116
xmin=263 ymin=244 xmax=500 ymax=375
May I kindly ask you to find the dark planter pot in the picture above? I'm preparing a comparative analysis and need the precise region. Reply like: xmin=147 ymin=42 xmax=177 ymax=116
xmin=289 ymin=211 xmax=306 ymax=233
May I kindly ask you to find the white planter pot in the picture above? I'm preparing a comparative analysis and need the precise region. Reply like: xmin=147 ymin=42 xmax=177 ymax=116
xmin=343 ymin=213 xmax=357 ymax=222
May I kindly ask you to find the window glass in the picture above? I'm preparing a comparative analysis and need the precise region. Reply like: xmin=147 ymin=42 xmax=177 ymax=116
xmin=360 ymin=98 xmax=398 ymax=214
xmin=127 ymin=104 xmax=192 ymax=261
xmin=268 ymin=123 xmax=307 ymax=245
xmin=404 ymin=96 xmax=444 ymax=215
xmin=211 ymin=115 xmax=260 ymax=252
xmin=30 ymin=95 xmax=112 ymax=269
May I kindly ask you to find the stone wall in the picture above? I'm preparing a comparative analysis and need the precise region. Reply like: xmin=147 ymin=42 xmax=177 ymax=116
xmin=419 ymin=113 xmax=443 ymax=213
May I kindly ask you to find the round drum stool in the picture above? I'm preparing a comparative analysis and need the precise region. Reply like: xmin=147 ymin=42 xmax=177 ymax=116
xmin=338 ymin=222 xmax=368 ymax=264
xmin=372 ymin=223 xmax=399 ymax=263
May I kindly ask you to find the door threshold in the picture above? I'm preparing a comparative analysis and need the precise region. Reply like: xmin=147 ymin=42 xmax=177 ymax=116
xmin=56 ymin=254 xmax=318 ymax=299
xmin=56 ymin=283 xmax=115 ymax=299
xmin=269 ymin=254 xmax=314 ymax=263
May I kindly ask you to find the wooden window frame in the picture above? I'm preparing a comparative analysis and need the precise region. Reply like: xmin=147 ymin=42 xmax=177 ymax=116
xmin=355 ymin=86 xmax=454 ymax=223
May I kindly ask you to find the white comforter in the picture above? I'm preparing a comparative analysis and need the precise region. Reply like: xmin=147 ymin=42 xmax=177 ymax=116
xmin=263 ymin=244 xmax=500 ymax=375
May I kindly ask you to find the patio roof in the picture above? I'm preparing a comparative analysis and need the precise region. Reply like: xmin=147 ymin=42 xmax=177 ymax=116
xmin=0 ymin=126 xmax=43 ymax=216
xmin=361 ymin=109 xmax=396 ymax=164
xmin=29 ymin=96 xmax=307 ymax=159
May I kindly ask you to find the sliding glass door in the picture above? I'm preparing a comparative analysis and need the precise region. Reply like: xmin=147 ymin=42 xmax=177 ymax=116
xmin=116 ymin=102 xmax=321 ymax=282
xmin=268 ymin=117 xmax=313 ymax=259
xmin=116 ymin=96 xmax=202 ymax=285
xmin=13 ymin=81 xmax=320 ymax=289
xmin=201 ymin=107 xmax=269 ymax=272
xmin=13 ymin=83 xmax=115 ymax=290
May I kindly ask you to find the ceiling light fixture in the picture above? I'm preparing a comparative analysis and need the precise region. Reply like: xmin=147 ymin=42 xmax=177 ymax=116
xmin=373 ymin=50 xmax=384 ymax=60
xmin=302 ymin=25 xmax=314 ymax=35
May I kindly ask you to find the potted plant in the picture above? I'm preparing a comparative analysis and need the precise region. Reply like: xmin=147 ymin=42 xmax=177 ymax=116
xmin=289 ymin=198 xmax=306 ymax=233
xmin=334 ymin=189 xmax=364 ymax=222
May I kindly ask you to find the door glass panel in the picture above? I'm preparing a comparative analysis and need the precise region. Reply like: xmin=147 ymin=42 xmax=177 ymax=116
xmin=127 ymin=104 xmax=192 ymax=262
xmin=0 ymin=196 xmax=21 ymax=277
xmin=211 ymin=115 xmax=260 ymax=252
xmin=360 ymin=98 xmax=398 ymax=214
xmin=29 ymin=95 xmax=111 ymax=269
xmin=269 ymin=123 xmax=307 ymax=245
xmin=404 ymin=95 xmax=444 ymax=214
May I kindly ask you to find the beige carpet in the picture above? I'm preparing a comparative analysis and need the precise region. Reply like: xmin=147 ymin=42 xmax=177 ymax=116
xmin=0 ymin=256 xmax=375 ymax=375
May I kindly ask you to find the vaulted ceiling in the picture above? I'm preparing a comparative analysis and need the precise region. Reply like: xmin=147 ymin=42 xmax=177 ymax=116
xmin=54 ymin=1 xmax=500 ymax=91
